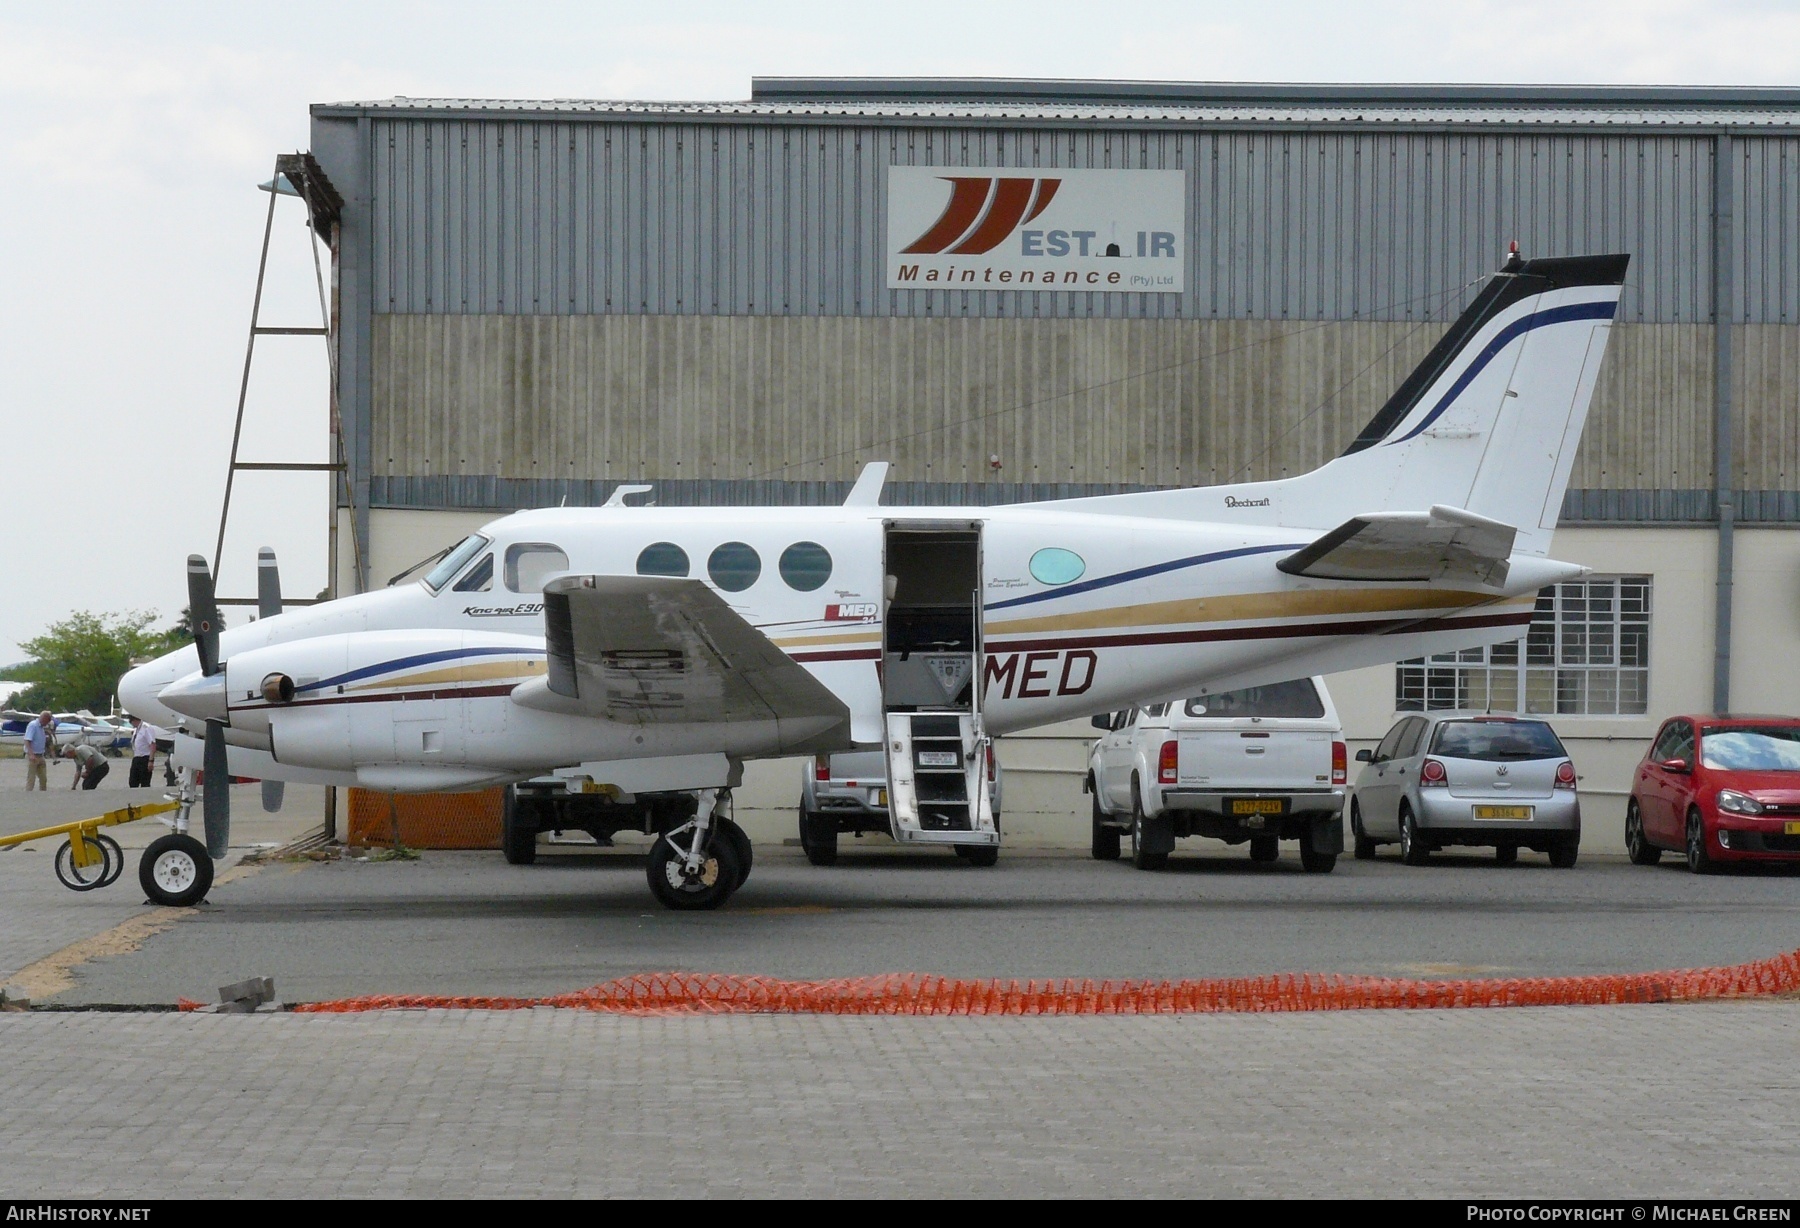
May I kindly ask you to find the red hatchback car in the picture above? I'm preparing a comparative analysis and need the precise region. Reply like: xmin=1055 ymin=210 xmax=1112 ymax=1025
xmin=1627 ymin=714 xmax=1800 ymax=873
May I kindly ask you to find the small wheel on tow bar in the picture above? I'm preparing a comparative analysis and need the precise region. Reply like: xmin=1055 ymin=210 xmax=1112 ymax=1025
xmin=954 ymin=843 xmax=999 ymax=867
xmin=139 ymin=833 xmax=214 ymax=908
xmin=646 ymin=825 xmax=742 ymax=911
xmin=54 ymin=834 xmax=122 ymax=892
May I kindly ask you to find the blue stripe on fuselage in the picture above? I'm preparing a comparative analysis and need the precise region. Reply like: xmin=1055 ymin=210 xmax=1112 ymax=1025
xmin=985 ymin=542 xmax=1306 ymax=612
xmin=296 ymin=646 xmax=546 ymax=694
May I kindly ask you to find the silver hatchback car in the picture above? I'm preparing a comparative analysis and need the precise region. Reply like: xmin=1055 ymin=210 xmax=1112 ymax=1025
xmin=1350 ymin=713 xmax=1581 ymax=867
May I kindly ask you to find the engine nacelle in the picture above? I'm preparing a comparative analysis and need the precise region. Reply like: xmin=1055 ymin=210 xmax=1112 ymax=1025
xmin=218 ymin=628 xmax=545 ymax=772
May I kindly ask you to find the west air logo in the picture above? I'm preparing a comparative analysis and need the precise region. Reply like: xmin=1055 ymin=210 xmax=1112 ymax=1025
xmin=887 ymin=166 xmax=1185 ymax=293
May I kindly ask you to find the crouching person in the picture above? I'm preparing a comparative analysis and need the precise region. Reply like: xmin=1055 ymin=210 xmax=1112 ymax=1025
xmin=63 ymin=742 xmax=109 ymax=791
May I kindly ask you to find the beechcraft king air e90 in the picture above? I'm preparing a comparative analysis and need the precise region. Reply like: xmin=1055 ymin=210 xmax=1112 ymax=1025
xmin=120 ymin=250 xmax=1627 ymax=910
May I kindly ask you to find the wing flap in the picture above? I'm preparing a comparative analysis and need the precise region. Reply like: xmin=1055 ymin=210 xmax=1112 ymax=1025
xmin=1277 ymin=505 xmax=1517 ymax=585
xmin=518 ymin=575 xmax=851 ymax=736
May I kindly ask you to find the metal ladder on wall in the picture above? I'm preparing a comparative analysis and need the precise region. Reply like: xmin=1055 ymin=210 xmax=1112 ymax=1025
xmin=884 ymin=711 xmax=998 ymax=847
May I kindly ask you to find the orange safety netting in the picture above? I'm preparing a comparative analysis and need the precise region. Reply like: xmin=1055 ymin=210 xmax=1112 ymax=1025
xmin=289 ymin=948 xmax=1800 ymax=1016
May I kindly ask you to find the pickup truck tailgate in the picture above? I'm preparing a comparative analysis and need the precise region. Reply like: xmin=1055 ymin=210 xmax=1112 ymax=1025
xmin=1178 ymin=730 xmax=1334 ymax=790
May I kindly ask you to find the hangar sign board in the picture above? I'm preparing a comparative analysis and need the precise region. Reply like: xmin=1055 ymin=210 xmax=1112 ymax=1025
xmin=887 ymin=166 xmax=1185 ymax=292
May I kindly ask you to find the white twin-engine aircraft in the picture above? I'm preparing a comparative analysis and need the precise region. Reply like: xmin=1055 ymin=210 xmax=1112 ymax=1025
xmin=121 ymin=250 xmax=1627 ymax=909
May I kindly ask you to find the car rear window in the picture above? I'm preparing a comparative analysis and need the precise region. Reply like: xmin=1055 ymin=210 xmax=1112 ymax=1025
xmin=1700 ymin=727 xmax=1800 ymax=771
xmin=1184 ymin=680 xmax=1324 ymax=719
xmin=1430 ymin=720 xmax=1566 ymax=761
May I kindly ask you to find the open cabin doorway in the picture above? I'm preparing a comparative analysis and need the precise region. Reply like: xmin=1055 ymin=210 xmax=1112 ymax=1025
xmin=882 ymin=524 xmax=982 ymax=714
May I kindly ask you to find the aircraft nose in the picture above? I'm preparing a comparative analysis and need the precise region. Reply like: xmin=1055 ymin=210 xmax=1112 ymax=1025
xmin=117 ymin=661 xmax=164 ymax=721
xmin=158 ymin=670 xmax=229 ymax=725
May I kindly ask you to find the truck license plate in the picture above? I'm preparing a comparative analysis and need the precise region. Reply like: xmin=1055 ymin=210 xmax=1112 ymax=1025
xmin=1473 ymin=805 xmax=1533 ymax=820
xmin=1230 ymin=798 xmax=1285 ymax=815
xmin=876 ymin=789 xmax=888 ymax=808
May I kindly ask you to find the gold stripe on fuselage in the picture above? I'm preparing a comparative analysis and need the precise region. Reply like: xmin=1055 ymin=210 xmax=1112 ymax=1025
xmin=985 ymin=587 xmax=1524 ymax=637
xmin=345 ymin=658 xmax=547 ymax=694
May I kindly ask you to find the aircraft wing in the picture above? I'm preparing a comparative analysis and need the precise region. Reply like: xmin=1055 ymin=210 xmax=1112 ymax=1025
xmin=516 ymin=574 xmax=852 ymax=734
xmin=1276 ymin=505 xmax=1517 ymax=586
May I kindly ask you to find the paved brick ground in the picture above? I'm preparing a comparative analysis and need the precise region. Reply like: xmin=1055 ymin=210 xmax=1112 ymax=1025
xmin=2 ymin=1000 xmax=1798 ymax=1198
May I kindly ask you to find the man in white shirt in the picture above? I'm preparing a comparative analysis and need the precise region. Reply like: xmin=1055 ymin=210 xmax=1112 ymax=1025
xmin=127 ymin=715 xmax=157 ymax=788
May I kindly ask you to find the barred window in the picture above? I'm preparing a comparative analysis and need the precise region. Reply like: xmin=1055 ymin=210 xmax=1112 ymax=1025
xmin=1396 ymin=576 xmax=1650 ymax=716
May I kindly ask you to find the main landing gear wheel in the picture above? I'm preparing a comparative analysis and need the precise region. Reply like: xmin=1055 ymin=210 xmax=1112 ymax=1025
xmin=954 ymin=844 xmax=999 ymax=867
xmin=1090 ymin=792 xmax=1121 ymax=861
xmin=646 ymin=825 xmax=742 ymax=910
xmin=139 ymin=834 xmax=214 ymax=908
xmin=717 ymin=817 xmax=754 ymax=888
xmin=798 ymin=808 xmax=838 ymax=867
xmin=55 ymin=834 xmax=122 ymax=892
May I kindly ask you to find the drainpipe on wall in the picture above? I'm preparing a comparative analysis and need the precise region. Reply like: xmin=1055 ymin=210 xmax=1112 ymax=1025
xmin=1713 ymin=129 xmax=1736 ymax=714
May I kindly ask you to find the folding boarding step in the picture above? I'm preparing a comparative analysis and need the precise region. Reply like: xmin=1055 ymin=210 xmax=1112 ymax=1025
xmin=884 ymin=711 xmax=998 ymax=846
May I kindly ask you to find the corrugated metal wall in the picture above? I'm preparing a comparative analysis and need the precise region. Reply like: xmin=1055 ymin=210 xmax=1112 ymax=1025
xmin=366 ymin=119 xmax=1800 ymax=325
xmin=369 ymin=315 xmax=1795 ymax=494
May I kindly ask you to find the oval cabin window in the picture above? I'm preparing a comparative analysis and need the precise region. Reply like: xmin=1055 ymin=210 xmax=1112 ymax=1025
xmin=778 ymin=541 xmax=833 ymax=592
xmin=636 ymin=541 xmax=690 ymax=578
xmin=707 ymin=542 xmax=762 ymax=592
xmin=1029 ymin=548 xmax=1086 ymax=586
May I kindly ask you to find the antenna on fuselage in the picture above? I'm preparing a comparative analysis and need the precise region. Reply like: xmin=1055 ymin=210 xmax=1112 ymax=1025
xmin=844 ymin=462 xmax=890 ymax=507
xmin=605 ymin=484 xmax=655 ymax=508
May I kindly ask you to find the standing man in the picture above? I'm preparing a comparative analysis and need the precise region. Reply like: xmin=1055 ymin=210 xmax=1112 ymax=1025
xmin=62 ymin=742 xmax=109 ymax=790
xmin=22 ymin=710 xmax=54 ymax=791
xmin=127 ymin=715 xmax=156 ymax=787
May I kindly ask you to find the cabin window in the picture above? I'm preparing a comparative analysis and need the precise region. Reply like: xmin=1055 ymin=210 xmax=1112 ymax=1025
xmin=707 ymin=542 xmax=761 ymax=592
xmin=636 ymin=542 xmax=690 ymax=578
xmin=423 ymin=534 xmax=490 ymax=593
xmin=504 ymin=543 xmax=569 ymax=593
xmin=451 ymin=554 xmax=493 ymax=593
xmin=1029 ymin=548 xmax=1085 ymax=586
xmin=778 ymin=541 xmax=833 ymax=591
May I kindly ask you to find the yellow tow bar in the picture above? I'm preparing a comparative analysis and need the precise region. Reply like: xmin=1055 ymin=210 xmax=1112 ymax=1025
xmin=0 ymin=800 xmax=183 ymax=892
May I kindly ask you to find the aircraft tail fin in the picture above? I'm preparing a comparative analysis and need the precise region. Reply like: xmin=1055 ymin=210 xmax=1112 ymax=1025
xmin=1047 ymin=251 xmax=1629 ymax=556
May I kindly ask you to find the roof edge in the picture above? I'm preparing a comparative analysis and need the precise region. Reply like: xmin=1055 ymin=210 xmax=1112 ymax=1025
xmin=751 ymin=77 xmax=1800 ymax=108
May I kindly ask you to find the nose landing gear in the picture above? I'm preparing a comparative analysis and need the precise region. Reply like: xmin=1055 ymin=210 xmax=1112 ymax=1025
xmin=645 ymin=788 xmax=751 ymax=910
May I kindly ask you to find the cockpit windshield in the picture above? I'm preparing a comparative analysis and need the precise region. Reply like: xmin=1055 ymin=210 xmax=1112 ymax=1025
xmin=423 ymin=534 xmax=491 ymax=593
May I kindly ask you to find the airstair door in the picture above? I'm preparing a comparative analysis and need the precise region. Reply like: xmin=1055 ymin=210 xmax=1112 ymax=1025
xmin=880 ymin=523 xmax=996 ymax=847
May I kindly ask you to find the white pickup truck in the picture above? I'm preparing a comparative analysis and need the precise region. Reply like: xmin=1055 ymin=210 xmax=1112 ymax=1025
xmin=1085 ymin=677 xmax=1347 ymax=873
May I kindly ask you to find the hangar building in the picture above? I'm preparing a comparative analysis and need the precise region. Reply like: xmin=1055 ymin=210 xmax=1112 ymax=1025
xmin=303 ymin=79 xmax=1800 ymax=847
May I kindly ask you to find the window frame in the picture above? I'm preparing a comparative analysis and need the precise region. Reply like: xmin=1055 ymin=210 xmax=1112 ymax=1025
xmin=503 ymin=542 xmax=570 ymax=594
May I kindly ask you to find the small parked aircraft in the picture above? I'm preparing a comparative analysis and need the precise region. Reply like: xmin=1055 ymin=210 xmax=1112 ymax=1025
xmin=1 ymin=710 xmax=132 ymax=753
xmin=121 ymin=250 xmax=1627 ymax=909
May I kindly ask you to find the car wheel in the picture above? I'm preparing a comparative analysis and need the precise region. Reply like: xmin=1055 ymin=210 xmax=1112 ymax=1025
xmin=1249 ymin=835 xmax=1279 ymax=863
xmin=955 ymin=844 xmax=999 ymax=867
xmin=1298 ymin=825 xmax=1337 ymax=875
xmin=1626 ymin=799 xmax=1661 ymax=866
xmin=1399 ymin=806 xmax=1430 ymax=866
xmin=1494 ymin=844 xmax=1517 ymax=865
xmin=798 ymin=808 xmax=837 ymax=867
xmin=500 ymin=788 xmax=538 ymax=866
xmin=1131 ymin=793 xmax=1168 ymax=872
xmin=1547 ymin=835 xmax=1580 ymax=869
xmin=1090 ymin=791 xmax=1121 ymax=861
xmin=1686 ymin=808 xmax=1717 ymax=875
xmin=1351 ymin=801 xmax=1377 ymax=860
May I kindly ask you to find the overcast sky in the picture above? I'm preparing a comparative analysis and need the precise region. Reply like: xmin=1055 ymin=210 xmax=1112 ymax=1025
xmin=1 ymin=0 xmax=1796 ymax=669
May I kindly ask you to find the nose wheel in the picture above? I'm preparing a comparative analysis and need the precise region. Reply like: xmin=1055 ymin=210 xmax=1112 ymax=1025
xmin=139 ymin=833 xmax=214 ymax=907
xmin=645 ymin=788 xmax=748 ymax=910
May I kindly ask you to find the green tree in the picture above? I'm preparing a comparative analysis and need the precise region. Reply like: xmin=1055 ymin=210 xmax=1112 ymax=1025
xmin=8 ymin=611 xmax=186 ymax=713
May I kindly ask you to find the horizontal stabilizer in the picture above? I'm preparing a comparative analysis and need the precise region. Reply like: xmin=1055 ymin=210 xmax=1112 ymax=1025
xmin=517 ymin=575 xmax=851 ymax=740
xmin=1277 ymin=505 xmax=1517 ymax=586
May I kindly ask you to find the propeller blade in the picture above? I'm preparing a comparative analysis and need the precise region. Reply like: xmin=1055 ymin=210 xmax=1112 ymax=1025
xmin=256 ymin=547 xmax=282 ymax=621
xmin=203 ymin=720 xmax=230 ymax=859
xmin=187 ymin=555 xmax=221 ymax=677
xmin=261 ymin=778 xmax=284 ymax=813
